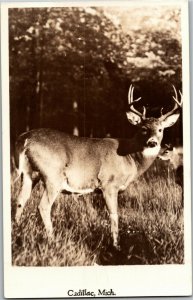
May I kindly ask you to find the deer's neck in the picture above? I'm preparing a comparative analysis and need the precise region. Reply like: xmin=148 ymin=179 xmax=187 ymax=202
xmin=116 ymin=137 xmax=160 ymax=177
xmin=117 ymin=137 xmax=144 ymax=155
xmin=127 ymin=145 xmax=160 ymax=177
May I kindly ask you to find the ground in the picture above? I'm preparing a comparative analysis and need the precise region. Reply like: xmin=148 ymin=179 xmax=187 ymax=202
xmin=11 ymin=159 xmax=183 ymax=266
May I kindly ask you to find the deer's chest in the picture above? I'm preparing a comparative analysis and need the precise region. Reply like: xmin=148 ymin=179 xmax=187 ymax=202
xmin=118 ymin=165 xmax=138 ymax=191
xmin=97 ymin=156 xmax=138 ymax=191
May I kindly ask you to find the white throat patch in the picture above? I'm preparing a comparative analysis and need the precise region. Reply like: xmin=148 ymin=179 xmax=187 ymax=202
xmin=143 ymin=145 xmax=160 ymax=157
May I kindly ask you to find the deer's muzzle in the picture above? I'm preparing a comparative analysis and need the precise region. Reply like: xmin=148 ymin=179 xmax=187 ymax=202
xmin=146 ymin=139 xmax=158 ymax=148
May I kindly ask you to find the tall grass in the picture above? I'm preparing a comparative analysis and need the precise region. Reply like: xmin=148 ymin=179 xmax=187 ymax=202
xmin=11 ymin=159 xmax=183 ymax=266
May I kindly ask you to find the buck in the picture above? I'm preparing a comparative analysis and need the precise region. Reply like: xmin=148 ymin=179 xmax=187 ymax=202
xmin=14 ymin=85 xmax=182 ymax=248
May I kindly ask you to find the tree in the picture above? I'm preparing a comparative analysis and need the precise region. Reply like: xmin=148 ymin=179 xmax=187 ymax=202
xmin=9 ymin=6 xmax=182 ymax=144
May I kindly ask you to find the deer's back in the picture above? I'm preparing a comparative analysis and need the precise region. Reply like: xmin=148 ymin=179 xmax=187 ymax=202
xmin=17 ymin=129 xmax=133 ymax=190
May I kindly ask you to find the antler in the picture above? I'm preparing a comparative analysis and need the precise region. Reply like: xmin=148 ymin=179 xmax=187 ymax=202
xmin=128 ymin=84 xmax=146 ymax=119
xmin=159 ymin=85 xmax=183 ymax=120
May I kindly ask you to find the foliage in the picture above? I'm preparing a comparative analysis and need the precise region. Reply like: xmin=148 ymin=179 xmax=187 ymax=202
xmin=9 ymin=6 xmax=182 ymax=142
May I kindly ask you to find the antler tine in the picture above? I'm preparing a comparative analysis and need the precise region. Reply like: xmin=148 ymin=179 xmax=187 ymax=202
xmin=131 ymin=85 xmax=142 ymax=104
xmin=142 ymin=106 xmax=146 ymax=119
xmin=172 ymin=85 xmax=178 ymax=101
xmin=128 ymin=84 xmax=132 ymax=104
xmin=128 ymin=84 xmax=144 ymax=118
xmin=159 ymin=85 xmax=182 ymax=120
xmin=172 ymin=85 xmax=182 ymax=106
xmin=131 ymin=85 xmax=135 ymax=102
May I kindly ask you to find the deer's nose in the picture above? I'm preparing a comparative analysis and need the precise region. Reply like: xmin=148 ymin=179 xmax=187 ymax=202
xmin=147 ymin=140 xmax=158 ymax=148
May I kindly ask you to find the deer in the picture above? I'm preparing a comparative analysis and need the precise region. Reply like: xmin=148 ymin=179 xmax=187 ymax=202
xmin=14 ymin=85 xmax=182 ymax=248
xmin=158 ymin=143 xmax=183 ymax=187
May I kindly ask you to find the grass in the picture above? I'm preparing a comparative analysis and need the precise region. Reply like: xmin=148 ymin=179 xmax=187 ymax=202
xmin=11 ymin=159 xmax=183 ymax=266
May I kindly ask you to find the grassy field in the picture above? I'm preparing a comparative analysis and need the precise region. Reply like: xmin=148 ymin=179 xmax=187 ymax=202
xmin=11 ymin=159 xmax=183 ymax=266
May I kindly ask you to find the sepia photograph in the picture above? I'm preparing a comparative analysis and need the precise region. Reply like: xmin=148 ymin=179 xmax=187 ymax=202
xmin=2 ymin=0 xmax=192 ymax=298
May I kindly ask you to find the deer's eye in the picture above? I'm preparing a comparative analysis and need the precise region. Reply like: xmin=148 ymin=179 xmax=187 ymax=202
xmin=159 ymin=128 xmax=162 ymax=132
xmin=142 ymin=127 xmax=148 ymax=135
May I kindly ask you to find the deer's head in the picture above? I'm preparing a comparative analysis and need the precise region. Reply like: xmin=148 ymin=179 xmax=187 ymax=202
xmin=158 ymin=144 xmax=174 ymax=161
xmin=126 ymin=85 xmax=182 ymax=151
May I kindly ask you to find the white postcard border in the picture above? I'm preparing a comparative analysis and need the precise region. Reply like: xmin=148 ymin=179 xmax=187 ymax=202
xmin=1 ymin=0 xmax=192 ymax=298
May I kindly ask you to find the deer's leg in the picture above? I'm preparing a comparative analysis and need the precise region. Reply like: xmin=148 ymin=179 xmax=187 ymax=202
xmin=15 ymin=173 xmax=32 ymax=223
xmin=103 ymin=188 xmax=119 ymax=248
xmin=38 ymin=181 xmax=60 ymax=239
xmin=15 ymin=171 xmax=32 ymax=224
xmin=32 ymin=172 xmax=41 ymax=189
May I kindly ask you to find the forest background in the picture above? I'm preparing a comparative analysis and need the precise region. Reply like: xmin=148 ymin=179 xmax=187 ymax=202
xmin=9 ymin=6 xmax=182 ymax=145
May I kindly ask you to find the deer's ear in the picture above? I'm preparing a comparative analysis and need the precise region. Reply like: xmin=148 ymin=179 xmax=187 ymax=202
xmin=126 ymin=112 xmax=142 ymax=125
xmin=162 ymin=112 xmax=180 ymax=128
